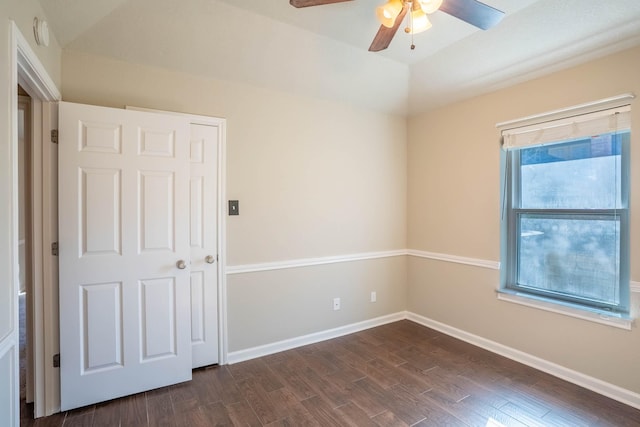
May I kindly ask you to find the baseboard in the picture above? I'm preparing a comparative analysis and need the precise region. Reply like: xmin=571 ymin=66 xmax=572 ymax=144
xmin=227 ymin=311 xmax=407 ymax=364
xmin=406 ymin=312 xmax=640 ymax=410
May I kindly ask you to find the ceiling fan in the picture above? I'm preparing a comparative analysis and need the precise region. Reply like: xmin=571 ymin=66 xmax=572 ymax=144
xmin=289 ymin=0 xmax=505 ymax=52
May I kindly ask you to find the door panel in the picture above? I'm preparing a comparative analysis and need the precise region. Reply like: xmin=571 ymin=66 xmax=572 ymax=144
xmin=59 ymin=102 xmax=191 ymax=411
xmin=189 ymin=123 xmax=219 ymax=368
xmin=139 ymin=171 xmax=175 ymax=252
xmin=80 ymin=282 xmax=122 ymax=372
xmin=81 ymin=168 xmax=121 ymax=255
xmin=140 ymin=277 xmax=178 ymax=360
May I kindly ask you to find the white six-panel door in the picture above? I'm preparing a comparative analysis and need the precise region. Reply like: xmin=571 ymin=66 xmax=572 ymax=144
xmin=189 ymin=123 xmax=219 ymax=368
xmin=58 ymin=102 xmax=192 ymax=410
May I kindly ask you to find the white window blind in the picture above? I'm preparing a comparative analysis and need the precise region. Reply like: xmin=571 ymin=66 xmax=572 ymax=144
xmin=501 ymin=106 xmax=631 ymax=150
xmin=497 ymin=93 xmax=635 ymax=150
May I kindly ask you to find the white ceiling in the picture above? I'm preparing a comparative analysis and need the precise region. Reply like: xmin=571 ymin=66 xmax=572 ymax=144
xmin=38 ymin=0 xmax=640 ymax=115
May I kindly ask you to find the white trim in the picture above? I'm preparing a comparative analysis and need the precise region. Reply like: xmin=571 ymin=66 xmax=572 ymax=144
xmin=8 ymin=23 xmax=21 ymax=427
xmin=497 ymin=292 xmax=632 ymax=330
xmin=407 ymin=249 xmax=500 ymax=270
xmin=0 ymin=340 xmax=17 ymax=427
xmin=40 ymin=102 xmax=59 ymax=415
xmin=631 ymin=281 xmax=640 ymax=294
xmin=217 ymin=121 xmax=228 ymax=365
xmin=406 ymin=312 xmax=640 ymax=410
xmin=126 ymin=105 xmax=229 ymax=366
xmin=496 ymin=93 xmax=635 ymax=131
xmin=14 ymin=23 xmax=61 ymax=102
xmin=227 ymin=312 xmax=406 ymax=364
xmin=226 ymin=250 xmax=407 ymax=275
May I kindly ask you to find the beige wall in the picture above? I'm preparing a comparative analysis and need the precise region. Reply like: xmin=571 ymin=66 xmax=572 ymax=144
xmin=62 ymin=50 xmax=408 ymax=352
xmin=407 ymin=45 xmax=640 ymax=393
xmin=228 ymin=257 xmax=407 ymax=351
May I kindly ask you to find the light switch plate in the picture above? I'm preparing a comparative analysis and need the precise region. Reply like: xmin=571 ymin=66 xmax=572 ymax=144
xmin=229 ymin=200 xmax=239 ymax=215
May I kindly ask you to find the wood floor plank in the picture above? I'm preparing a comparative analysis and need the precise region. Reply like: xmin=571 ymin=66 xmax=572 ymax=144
xmin=499 ymin=401 xmax=550 ymax=427
xmin=300 ymin=395 xmax=348 ymax=427
xmin=23 ymin=320 xmax=640 ymax=427
xmin=206 ymin=365 xmax=246 ymax=405
xmin=295 ymin=348 xmax=342 ymax=377
xmin=61 ymin=413 xmax=94 ymax=427
xmin=199 ymin=401 xmax=235 ymax=426
xmin=236 ymin=377 xmax=286 ymax=425
xmin=119 ymin=393 xmax=147 ymax=427
xmin=392 ymin=346 xmax=438 ymax=372
xmin=299 ymin=366 xmax=351 ymax=408
xmin=413 ymin=412 xmax=467 ymax=427
xmin=420 ymin=366 xmax=472 ymax=403
xmin=172 ymin=406 xmax=210 ymax=427
xmin=422 ymin=388 xmax=521 ymax=427
xmin=30 ymin=413 xmax=66 ymax=427
xmin=392 ymin=362 xmax=435 ymax=395
xmin=146 ymin=388 xmax=175 ymax=427
xmin=228 ymin=358 xmax=284 ymax=392
xmin=269 ymin=361 xmax=319 ymax=401
xmin=382 ymin=384 xmax=433 ymax=425
xmin=333 ymin=402 xmax=378 ymax=427
xmin=370 ymin=410 xmax=411 ymax=427
xmin=267 ymin=387 xmax=318 ymax=426
xmin=303 ymin=346 xmax=368 ymax=385
xmin=343 ymin=377 xmax=389 ymax=418
xmin=62 ymin=405 xmax=94 ymax=427
xmin=364 ymin=358 xmax=403 ymax=389
xmin=224 ymin=400 xmax=262 ymax=427
xmin=92 ymin=398 xmax=123 ymax=427
xmin=169 ymin=380 xmax=201 ymax=415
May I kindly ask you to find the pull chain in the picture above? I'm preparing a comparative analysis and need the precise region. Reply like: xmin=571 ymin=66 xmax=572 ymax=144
xmin=406 ymin=1 xmax=416 ymax=50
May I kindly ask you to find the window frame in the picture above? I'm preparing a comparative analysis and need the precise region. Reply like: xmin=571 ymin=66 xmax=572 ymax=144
xmin=499 ymin=102 xmax=632 ymax=319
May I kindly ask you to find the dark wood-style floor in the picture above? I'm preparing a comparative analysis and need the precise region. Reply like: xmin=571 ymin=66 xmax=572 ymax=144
xmin=21 ymin=320 xmax=640 ymax=426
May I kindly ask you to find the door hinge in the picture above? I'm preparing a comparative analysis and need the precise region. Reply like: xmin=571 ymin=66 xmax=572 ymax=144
xmin=51 ymin=242 xmax=58 ymax=256
xmin=53 ymin=353 xmax=60 ymax=368
xmin=51 ymin=129 xmax=58 ymax=144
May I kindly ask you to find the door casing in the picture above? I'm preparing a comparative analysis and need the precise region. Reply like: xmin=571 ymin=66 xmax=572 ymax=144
xmin=8 ymin=21 xmax=61 ymax=422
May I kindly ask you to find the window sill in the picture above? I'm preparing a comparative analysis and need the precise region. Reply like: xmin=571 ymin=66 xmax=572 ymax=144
xmin=497 ymin=290 xmax=633 ymax=330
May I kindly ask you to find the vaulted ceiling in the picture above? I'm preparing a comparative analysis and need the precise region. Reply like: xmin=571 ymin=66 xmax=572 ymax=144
xmin=38 ymin=0 xmax=640 ymax=115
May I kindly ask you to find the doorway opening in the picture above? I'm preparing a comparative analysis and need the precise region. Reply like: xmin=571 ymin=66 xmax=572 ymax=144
xmin=17 ymin=85 xmax=34 ymax=423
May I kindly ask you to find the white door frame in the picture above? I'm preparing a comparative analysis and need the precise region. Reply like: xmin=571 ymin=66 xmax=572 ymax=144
xmin=127 ymin=106 xmax=228 ymax=365
xmin=10 ymin=22 xmax=61 ymax=419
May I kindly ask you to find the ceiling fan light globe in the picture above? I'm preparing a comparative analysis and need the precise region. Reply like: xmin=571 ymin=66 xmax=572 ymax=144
xmin=376 ymin=0 xmax=403 ymax=28
xmin=410 ymin=11 xmax=432 ymax=34
xmin=419 ymin=0 xmax=444 ymax=14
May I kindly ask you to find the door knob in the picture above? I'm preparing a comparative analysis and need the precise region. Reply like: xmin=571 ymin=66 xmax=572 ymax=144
xmin=205 ymin=255 xmax=215 ymax=264
xmin=176 ymin=260 xmax=187 ymax=269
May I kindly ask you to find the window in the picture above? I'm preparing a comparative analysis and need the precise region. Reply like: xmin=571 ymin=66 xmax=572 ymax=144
xmin=499 ymin=100 xmax=631 ymax=319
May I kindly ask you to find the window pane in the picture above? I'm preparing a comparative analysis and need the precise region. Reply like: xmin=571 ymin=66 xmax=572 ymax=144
xmin=520 ymin=134 xmax=623 ymax=209
xmin=517 ymin=215 xmax=620 ymax=306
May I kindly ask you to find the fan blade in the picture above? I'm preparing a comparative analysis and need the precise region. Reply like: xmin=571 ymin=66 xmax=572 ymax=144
xmin=290 ymin=0 xmax=353 ymax=7
xmin=368 ymin=3 xmax=409 ymax=52
xmin=440 ymin=0 xmax=504 ymax=30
